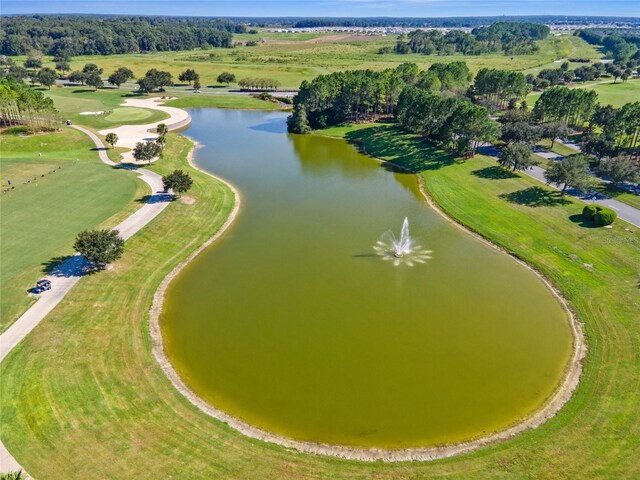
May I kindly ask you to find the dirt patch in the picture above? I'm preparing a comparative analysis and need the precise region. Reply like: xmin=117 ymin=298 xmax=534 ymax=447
xmin=180 ymin=196 xmax=196 ymax=205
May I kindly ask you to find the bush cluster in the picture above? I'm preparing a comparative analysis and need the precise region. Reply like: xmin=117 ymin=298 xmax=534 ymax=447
xmin=582 ymin=204 xmax=617 ymax=226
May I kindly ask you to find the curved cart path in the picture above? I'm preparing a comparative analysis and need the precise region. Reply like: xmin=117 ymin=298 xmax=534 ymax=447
xmin=98 ymin=97 xmax=190 ymax=163
xmin=0 ymin=121 xmax=176 ymax=476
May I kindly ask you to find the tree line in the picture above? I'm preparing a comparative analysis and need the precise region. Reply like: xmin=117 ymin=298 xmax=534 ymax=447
xmin=576 ymin=29 xmax=640 ymax=63
xmin=0 ymin=15 xmax=241 ymax=56
xmin=0 ymin=78 xmax=58 ymax=130
xmin=392 ymin=22 xmax=549 ymax=56
xmin=529 ymin=59 xmax=636 ymax=90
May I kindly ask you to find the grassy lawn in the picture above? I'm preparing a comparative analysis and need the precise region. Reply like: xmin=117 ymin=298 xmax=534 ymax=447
xmin=2 ymin=118 xmax=639 ymax=479
xmin=528 ymin=78 xmax=640 ymax=108
xmin=17 ymin=34 xmax=599 ymax=90
xmin=593 ymin=183 xmax=640 ymax=210
xmin=538 ymin=139 xmax=580 ymax=157
xmin=165 ymin=93 xmax=288 ymax=110
xmin=0 ymin=126 xmax=146 ymax=331
xmin=43 ymin=87 xmax=169 ymax=130
xmin=579 ymin=80 xmax=640 ymax=108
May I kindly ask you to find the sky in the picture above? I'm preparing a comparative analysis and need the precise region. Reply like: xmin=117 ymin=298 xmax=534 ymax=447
xmin=2 ymin=0 xmax=639 ymax=18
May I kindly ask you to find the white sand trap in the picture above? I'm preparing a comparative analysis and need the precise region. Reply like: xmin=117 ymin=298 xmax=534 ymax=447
xmin=98 ymin=98 xmax=189 ymax=164
xmin=80 ymin=111 xmax=105 ymax=115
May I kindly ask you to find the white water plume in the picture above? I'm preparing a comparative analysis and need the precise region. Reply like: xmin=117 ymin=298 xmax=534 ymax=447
xmin=373 ymin=217 xmax=433 ymax=267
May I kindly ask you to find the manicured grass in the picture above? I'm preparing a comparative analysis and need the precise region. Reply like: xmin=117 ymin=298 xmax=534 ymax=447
xmin=528 ymin=79 xmax=640 ymax=108
xmin=2 ymin=121 xmax=639 ymax=479
xmin=103 ymin=107 xmax=157 ymax=123
xmin=579 ymin=80 xmax=640 ymax=108
xmin=0 ymin=126 xmax=146 ymax=331
xmin=165 ymin=93 xmax=287 ymax=110
xmin=593 ymin=183 xmax=640 ymax=210
xmin=43 ymin=87 xmax=169 ymax=130
xmin=21 ymin=34 xmax=600 ymax=90
xmin=538 ymin=139 xmax=580 ymax=157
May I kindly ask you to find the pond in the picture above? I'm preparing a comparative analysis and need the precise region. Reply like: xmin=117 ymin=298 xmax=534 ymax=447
xmin=160 ymin=109 xmax=573 ymax=449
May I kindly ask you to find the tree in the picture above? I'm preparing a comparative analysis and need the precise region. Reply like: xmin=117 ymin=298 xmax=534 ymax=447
xmin=501 ymin=121 xmax=541 ymax=145
xmin=542 ymin=121 xmax=570 ymax=148
xmin=55 ymin=61 xmax=71 ymax=74
xmin=82 ymin=63 xmax=103 ymax=75
xmin=217 ymin=72 xmax=236 ymax=86
xmin=155 ymin=134 xmax=166 ymax=150
xmin=498 ymin=143 xmax=538 ymax=171
xmin=544 ymin=154 xmax=592 ymax=195
xmin=137 ymin=68 xmax=173 ymax=92
xmin=105 ymin=132 xmax=119 ymax=149
xmin=162 ymin=169 xmax=193 ymax=197
xmin=24 ymin=57 xmax=42 ymax=71
xmin=178 ymin=68 xmax=198 ymax=85
xmin=68 ymin=71 xmax=86 ymax=84
xmin=583 ymin=134 xmax=617 ymax=160
xmin=193 ymin=78 xmax=201 ymax=90
xmin=597 ymin=156 xmax=640 ymax=187
xmin=287 ymin=103 xmax=311 ymax=134
xmin=132 ymin=140 xmax=161 ymax=164
xmin=156 ymin=123 xmax=168 ymax=135
xmin=107 ymin=67 xmax=133 ymax=88
xmin=85 ymin=71 xmax=103 ymax=90
xmin=37 ymin=68 xmax=57 ymax=89
xmin=73 ymin=229 xmax=124 ymax=268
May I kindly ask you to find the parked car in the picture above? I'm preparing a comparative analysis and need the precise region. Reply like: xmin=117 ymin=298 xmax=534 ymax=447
xmin=194 ymin=90 xmax=201 ymax=93
xmin=33 ymin=279 xmax=52 ymax=294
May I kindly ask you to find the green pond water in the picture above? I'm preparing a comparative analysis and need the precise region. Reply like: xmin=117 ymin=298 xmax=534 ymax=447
xmin=161 ymin=109 xmax=574 ymax=449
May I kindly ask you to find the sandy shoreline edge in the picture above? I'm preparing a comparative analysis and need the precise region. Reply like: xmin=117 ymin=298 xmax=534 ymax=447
xmin=149 ymin=122 xmax=586 ymax=463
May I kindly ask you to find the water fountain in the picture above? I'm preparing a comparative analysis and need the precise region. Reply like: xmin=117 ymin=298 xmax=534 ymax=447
xmin=374 ymin=218 xmax=433 ymax=266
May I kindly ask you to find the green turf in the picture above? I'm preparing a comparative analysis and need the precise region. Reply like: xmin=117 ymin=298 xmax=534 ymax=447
xmin=103 ymin=107 xmax=156 ymax=123
xmin=528 ymin=78 xmax=640 ymax=108
xmin=43 ymin=87 xmax=169 ymax=130
xmin=1 ymin=123 xmax=639 ymax=478
xmin=0 ymin=127 xmax=146 ymax=331
xmin=165 ymin=94 xmax=288 ymax=110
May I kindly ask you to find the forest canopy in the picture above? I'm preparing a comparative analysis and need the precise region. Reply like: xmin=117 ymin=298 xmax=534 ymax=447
xmin=0 ymin=15 xmax=242 ymax=56
xmin=395 ymin=22 xmax=550 ymax=56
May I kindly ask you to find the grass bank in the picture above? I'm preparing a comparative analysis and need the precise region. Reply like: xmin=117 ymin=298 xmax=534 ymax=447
xmin=0 ymin=126 xmax=145 ymax=331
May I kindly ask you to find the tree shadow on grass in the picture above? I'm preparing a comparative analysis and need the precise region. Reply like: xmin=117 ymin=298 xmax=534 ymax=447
xmin=71 ymin=89 xmax=99 ymax=94
xmin=472 ymin=166 xmax=520 ymax=180
xmin=500 ymin=187 xmax=571 ymax=207
xmin=344 ymin=125 xmax=459 ymax=173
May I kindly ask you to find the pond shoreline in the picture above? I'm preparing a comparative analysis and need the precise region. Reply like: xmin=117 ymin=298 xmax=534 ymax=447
xmin=148 ymin=116 xmax=586 ymax=463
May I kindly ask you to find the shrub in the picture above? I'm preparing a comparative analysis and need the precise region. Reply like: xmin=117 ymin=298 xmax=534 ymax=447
xmin=583 ymin=204 xmax=616 ymax=226
xmin=594 ymin=207 xmax=617 ymax=226
xmin=582 ymin=204 xmax=598 ymax=221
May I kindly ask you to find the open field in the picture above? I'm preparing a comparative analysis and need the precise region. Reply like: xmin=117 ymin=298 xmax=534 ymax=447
xmin=22 ymin=33 xmax=603 ymax=90
xmin=528 ymin=78 xmax=640 ymax=108
xmin=0 ymin=126 xmax=146 ymax=331
xmin=2 ymin=118 xmax=639 ymax=478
